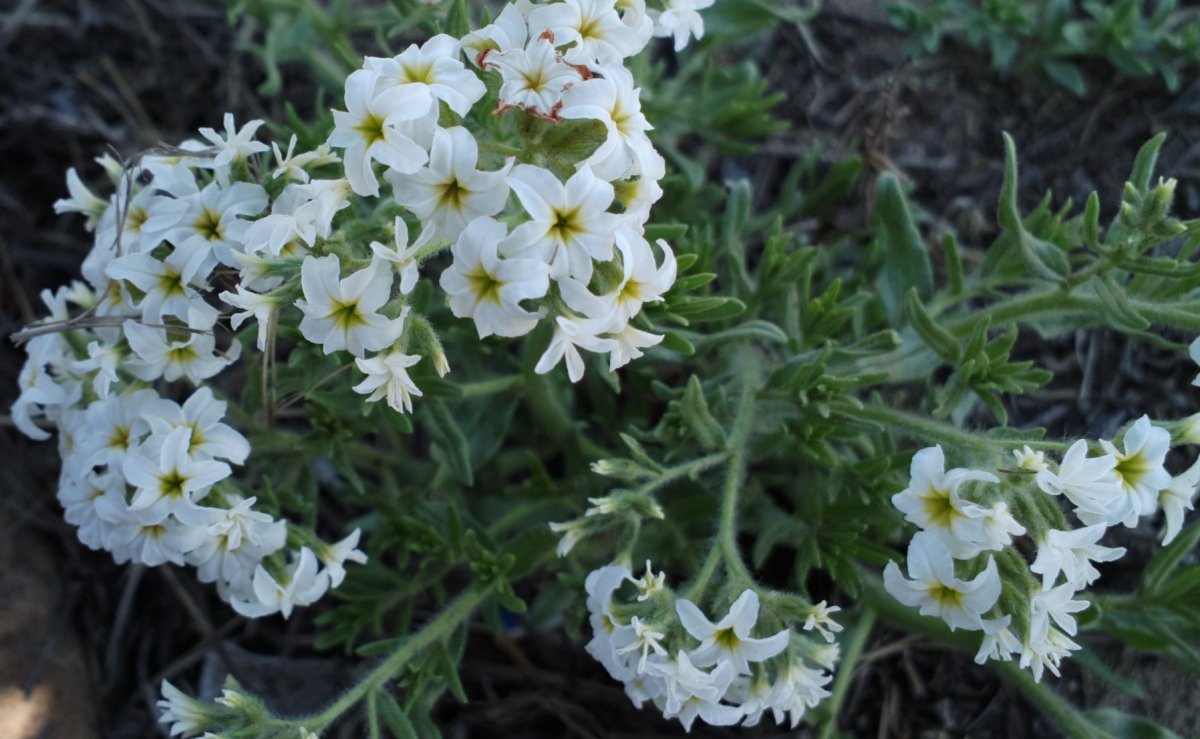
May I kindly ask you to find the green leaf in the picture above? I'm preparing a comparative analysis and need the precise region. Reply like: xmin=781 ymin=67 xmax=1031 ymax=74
xmin=903 ymin=288 xmax=960 ymax=361
xmin=1129 ymin=132 xmax=1168 ymax=192
xmin=644 ymin=223 xmax=688 ymax=241
xmin=942 ymin=233 xmax=963 ymax=295
xmin=1145 ymin=519 xmax=1200 ymax=595
xmin=1042 ymin=60 xmax=1089 ymax=96
xmin=377 ymin=692 xmax=420 ymax=739
xmin=420 ymin=399 xmax=474 ymax=485
xmin=661 ymin=331 xmax=696 ymax=355
xmin=1092 ymin=275 xmax=1151 ymax=331
xmin=1072 ymin=647 xmax=1146 ymax=700
xmin=998 ymin=133 xmax=1069 ymax=281
xmin=873 ymin=172 xmax=934 ymax=325
xmin=1084 ymin=708 xmax=1183 ymax=739
xmin=445 ymin=0 xmax=470 ymax=38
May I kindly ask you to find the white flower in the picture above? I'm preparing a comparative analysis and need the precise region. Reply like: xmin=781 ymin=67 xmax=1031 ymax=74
xmin=608 ymin=230 xmax=676 ymax=322
xmin=158 ymin=680 xmax=217 ymax=736
xmin=974 ymin=616 xmax=1022 ymax=665
xmin=534 ymin=315 xmax=617 ymax=383
xmin=1020 ymin=626 xmax=1079 ymax=682
xmin=765 ymin=659 xmax=833 ymax=729
xmin=71 ymin=340 xmax=124 ymax=399
xmin=316 ymin=529 xmax=368 ymax=588
xmin=122 ymin=320 xmax=239 ymax=384
xmin=802 ymin=600 xmax=843 ymax=643
xmin=977 ymin=501 xmax=1026 ymax=550
xmin=491 ymin=39 xmax=582 ymax=115
xmin=1030 ymin=583 xmax=1089 ymax=639
xmin=675 ymin=590 xmax=790 ymax=675
xmin=1029 ymin=524 xmax=1126 ymax=589
xmin=159 ymin=181 xmax=269 ymax=269
xmin=585 ymin=563 xmax=636 ymax=681
xmin=270 ymin=135 xmax=339 ymax=182
xmin=58 ymin=471 xmax=126 ymax=550
xmin=366 ymin=34 xmax=486 ymax=117
xmin=559 ymin=68 xmax=657 ymax=180
xmin=631 ymin=559 xmax=665 ymax=601
xmin=388 ymin=126 xmax=512 ymax=241
xmin=122 ymin=427 xmax=231 ymax=524
xmin=529 ymin=0 xmax=640 ymax=66
xmin=439 ymin=217 xmax=550 ymax=338
xmin=1035 ymin=439 xmax=1122 ymax=518
xmin=220 ymin=285 xmax=279 ymax=352
xmin=1012 ymin=445 xmax=1047 ymax=472
xmin=883 ymin=531 xmax=1001 ymax=631
xmin=243 ymin=179 xmax=351 ymax=256
xmin=548 ymin=520 xmax=585 ymax=557
xmin=615 ymin=616 xmax=668 ymax=672
xmin=198 ymin=113 xmax=269 ymax=172
xmin=54 ymin=167 xmax=108 ymax=230
xmin=75 ymin=388 xmax=174 ymax=469
xmin=370 ymin=216 xmax=434 ymax=295
xmin=606 ymin=322 xmax=663 ymax=370
xmin=890 ymin=446 xmax=996 ymax=558
xmin=644 ymin=651 xmax=741 ymax=731
xmin=353 ymin=349 xmax=423 ymax=413
xmin=295 ymin=255 xmax=405 ymax=357
xmin=504 ymin=164 xmax=619 ymax=282
xmin=1160 ymin=457 xmax=1200 ymax=544
xmin=106 ymin=241 xmax=219 ymax=327
xmin=233 ymin=547 xmax=331 ymax=619
xmin=463 ymin=2 xmax=530 ymax=65
xmin=651 ymin=0 xmax=714 ymax=52
xmin=144 ymin=386 xmax=251 ymax=465
xmin=328 ymin=68 xmax=433 ymax=197
xmin=187 ymin=496 xmax=287 ymax=592
xmin=1095 ymin=416 xmax=1172 ymax=527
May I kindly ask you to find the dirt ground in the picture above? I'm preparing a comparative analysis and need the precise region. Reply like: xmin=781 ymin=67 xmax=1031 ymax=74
xmin=3 ymin=1 xmax=1200 ymax=737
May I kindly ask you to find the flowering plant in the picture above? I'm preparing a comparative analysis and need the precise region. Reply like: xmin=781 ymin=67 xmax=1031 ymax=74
xmin=10 ymin=0 xmax=1200 ymax=736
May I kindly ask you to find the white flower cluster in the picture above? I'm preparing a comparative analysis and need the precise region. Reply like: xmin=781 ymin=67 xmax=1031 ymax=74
xmin=584 ymin=563 xmax=840 ymax=731
xmin=885 ymin=418 xmax=1200 ymax=681
xmin=13 ymin=121 xmax=362 ymax=620
xmin=300 ymin=0 xmax=681 ymax=390
xmin=16 ymin=0 xmax=690 ymax=622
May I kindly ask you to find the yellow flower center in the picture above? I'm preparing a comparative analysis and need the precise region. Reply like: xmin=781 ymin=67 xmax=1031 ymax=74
xmin=194 ymin=208 xmax=224 ymax=241
xmin=355 ymin=112 xmax=386 ymax=147
xmin=921 ymin=487 xmax=960 ymax=528
xmin=1113 ymin=450 xmax=1150 ymax=491
xmin=713 ymin=627 xmax=740 ymax=650
xmin=927 ymin=583 xmax=965 ymax=609
xmin=467 ymin=268 xmax=503 ymax=305
xmin=329 ymin=299 xmax=367 ymax=331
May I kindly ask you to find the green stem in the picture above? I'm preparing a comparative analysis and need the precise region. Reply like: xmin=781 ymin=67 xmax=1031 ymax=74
xmin=817 ymin=607 xmax=876 ymax=739
xmin=459 ymin=374 xmax=524 ymax=398
xmin=832 ymin=402 xmax=1069 ymax=455
xmin=861 ymin=288 xmax=1200 ymax=384
xmin=859 ymin=574 xmax=1113 ymax=739
xmin=686 ymin=357 xmax=759 ymax=599
xmin=295 ymin=587 xmax=489 ymax=732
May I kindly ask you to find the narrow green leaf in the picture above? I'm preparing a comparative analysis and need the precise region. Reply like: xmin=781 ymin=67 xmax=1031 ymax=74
xmin=377 ymin=692 xmax=419 ymax=739
xmin=873 ymin=172 xmax=933 ymax=325
xmin=942 ymin=232 xmax=963 ymax=295
xmin=1143 ymin=519 xmax=1200 ymax=596
xmin=421 ymin=399 xmax=475 ymax=485
xmin=1084 ymin=192 xmax=1103 ymax=252
xmin=445 ymin=0 xmax=471 ymax=43
xmin=1093 ymin=275 xmax=1151 ymax=331
xmin=1084 ymin=708 xmax=1182 ymax=739
xmin=903 ymin=288 xmax=959 ymax=361
xmin=1129 ymin=132 xmax=1168 ymax=192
